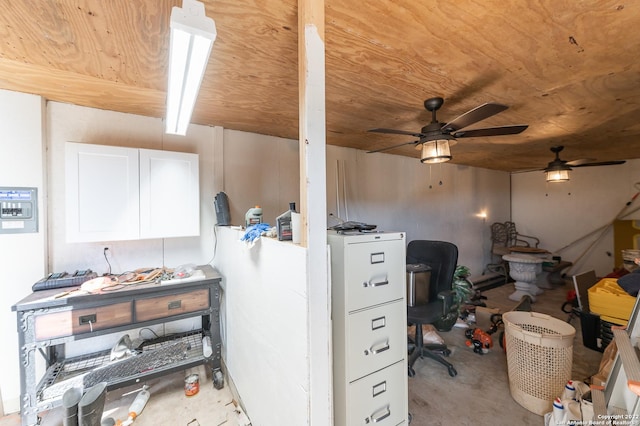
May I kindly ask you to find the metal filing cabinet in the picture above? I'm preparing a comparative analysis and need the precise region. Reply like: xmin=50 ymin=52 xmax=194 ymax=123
xmin=328 ymin=231 xmax=408 ymax=426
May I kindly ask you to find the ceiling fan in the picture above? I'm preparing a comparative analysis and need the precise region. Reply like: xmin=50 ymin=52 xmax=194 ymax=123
xmin=520 ymin=145 xmax=626 ymax=182
xmin=367 ymin=97 xmax=528 ymax=163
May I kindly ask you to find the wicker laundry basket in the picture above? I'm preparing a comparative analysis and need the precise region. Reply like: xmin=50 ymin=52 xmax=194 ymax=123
xmin=503 ymin=311 xmax=575 ymax=415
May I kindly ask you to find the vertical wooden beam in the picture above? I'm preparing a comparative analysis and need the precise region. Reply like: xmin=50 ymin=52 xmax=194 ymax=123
xmin=298 ymin=0 xmax=331 ymax=424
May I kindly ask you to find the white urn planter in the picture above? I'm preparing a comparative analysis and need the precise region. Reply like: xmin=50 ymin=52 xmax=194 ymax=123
xmin=503 ymin=253 xmax=544 ymax=302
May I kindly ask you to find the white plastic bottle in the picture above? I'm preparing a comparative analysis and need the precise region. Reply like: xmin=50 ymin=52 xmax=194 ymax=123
xmin=202 ymin=335 xmax=213 ymax=358
xmin=245 ymin=206 xmax=263 ymax=228
xmin=551 ymin=397 xmax=564 ymax=425
xmin=562 ymin=380 xmax=576 ymax=400
xmin=120 ymin=385 xmax=150 ymax=425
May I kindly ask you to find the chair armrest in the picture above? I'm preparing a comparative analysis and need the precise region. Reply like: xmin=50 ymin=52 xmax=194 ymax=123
xmin=437 ymin=290 xmax=455 ymax=316
xmin=515 ymin=233 xmax=540 ymax=248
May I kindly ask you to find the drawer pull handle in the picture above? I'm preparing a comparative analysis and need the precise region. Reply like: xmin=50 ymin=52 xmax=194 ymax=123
xmin=79 ymin=314 xmax=97 ymax=325
xmin=366 ymin=406 xmax=391 ymax=424
xmin=362 ymin=279 xmax=389 ymax=288
xmin=168 ymin=300 xmax=182 ymax=310
xmin=364 ymin=341 xmax=389 ymax=356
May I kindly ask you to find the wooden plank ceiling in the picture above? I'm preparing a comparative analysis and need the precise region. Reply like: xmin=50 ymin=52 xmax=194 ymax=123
xmin=0 ymin=0 xmax=639 ymax=172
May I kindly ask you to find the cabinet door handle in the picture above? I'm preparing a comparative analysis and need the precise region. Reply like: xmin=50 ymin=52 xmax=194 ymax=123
xmin=362 ymin=278 xmax=389 ymax=288
xmin=366 ymin=405 xmax=391 ymax=424
xmin=365 ymin=341 xmax=389 ymax=356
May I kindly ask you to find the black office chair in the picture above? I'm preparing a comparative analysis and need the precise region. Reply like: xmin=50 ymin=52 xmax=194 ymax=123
xmin=406 ymin=240 xmax=459 ymax=377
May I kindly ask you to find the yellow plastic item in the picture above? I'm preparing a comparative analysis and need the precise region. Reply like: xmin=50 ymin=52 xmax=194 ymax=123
xmin=588 ymin=278 xmax=636 ymax=324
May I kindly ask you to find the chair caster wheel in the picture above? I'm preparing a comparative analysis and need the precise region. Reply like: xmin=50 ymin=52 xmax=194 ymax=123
xmin=448 ymin=366 xmax=457 ymax=377
xmin=408 ymin=366 xmax=416 ymax=377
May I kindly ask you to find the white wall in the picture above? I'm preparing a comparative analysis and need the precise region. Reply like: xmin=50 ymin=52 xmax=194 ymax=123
xmin=215 ymin=227 xmax=309 ymax=425
xmin=221 ymin=129 xmax=300 ymax=226
xmin=47 ymin=102 xmax=218 ymax=274
xmin=326 ymin=146 xmax=512 ymax=277
xmin=0 ymin=90 xmax=47 ymax=414
xmin=512 ymin=163 xmax=640 ymax=276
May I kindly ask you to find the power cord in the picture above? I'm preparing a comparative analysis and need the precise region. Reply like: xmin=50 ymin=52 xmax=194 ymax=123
xmin=205 ymin=225 xmax=219 ymax=265
xmin=103 ymin=247 xmax=112 ymax=275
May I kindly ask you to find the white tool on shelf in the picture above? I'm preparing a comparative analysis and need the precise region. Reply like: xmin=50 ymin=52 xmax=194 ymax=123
xmin=117 ymin=385 xmax=151 ymax=426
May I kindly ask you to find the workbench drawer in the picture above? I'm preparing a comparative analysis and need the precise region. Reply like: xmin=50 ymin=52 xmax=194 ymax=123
xmin=34 ymin=302 xmax=133 ymax=340
xmin=135 ymin=288 xmax=209 ymax=322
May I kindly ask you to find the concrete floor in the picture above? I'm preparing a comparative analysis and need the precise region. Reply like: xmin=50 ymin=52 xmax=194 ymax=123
xmin=1 ymin=364 xmax=250 ymax=426
xmin=1 ymin=278 xmax=604 ymax=426
xmin=407 ymin=279 xmax=603 ymax=426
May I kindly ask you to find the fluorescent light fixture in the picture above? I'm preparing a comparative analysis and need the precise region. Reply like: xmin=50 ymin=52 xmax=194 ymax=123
xmin=166 ymin=0 xmax=217 ymax=135
xmin=420 ymin=139 xmax=452 ymax=164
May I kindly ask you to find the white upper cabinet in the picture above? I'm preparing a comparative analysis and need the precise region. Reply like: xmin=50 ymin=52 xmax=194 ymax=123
xmin=66 ymin=143 xmax=140 ymax=242
xmin=139 ymin=148 xmax=199 ymax=239
xmin=65 ymin=142 xmax=199 ymax=242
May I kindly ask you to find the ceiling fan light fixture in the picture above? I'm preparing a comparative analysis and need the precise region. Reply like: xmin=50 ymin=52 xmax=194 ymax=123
xmin=420 ymin=139 xmax=452 ymax=164
xmin=545 ymin=167 xmax=571 ymax=182
xmin=166 ymin=0 xmax=217 ymax=136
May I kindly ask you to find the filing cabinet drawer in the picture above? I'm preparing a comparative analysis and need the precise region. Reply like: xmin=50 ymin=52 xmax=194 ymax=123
xmin=347 ymin=300 xmax=405 ymax=381
xmin=348 ymin=360 xmax=407 ymax=426
xmin=135 ymin=288 xmax=209 ymax=322
xmin=344 ymin=239 xmax=405 ymax=312
xmin=34 ymin=302 xmax=132 ymax=340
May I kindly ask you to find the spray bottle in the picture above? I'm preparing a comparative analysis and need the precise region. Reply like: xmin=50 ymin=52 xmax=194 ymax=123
xmin=551 ymin=397 xmax=564 ymax=425
xmin=562 ymin=380 xmax=576 ymax=400
xmin=116 ymin=385 xmax=150 ymax=426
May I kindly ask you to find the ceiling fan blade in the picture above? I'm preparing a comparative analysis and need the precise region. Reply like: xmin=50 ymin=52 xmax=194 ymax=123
xmin=366 ymin=140 xmax=419 ymax=154
xmin=368 ymin=128 xmax=424 ymax=138
xmin=571 ymin=160 xmax=626 ymax=168
xmin=565 ymin=158 xmax=597 ymax=166
xmin=511 ymin=167 xmax=545 ymax=174
xmin=453 ymin=125 xmax=529 ymax=138
xmin=441 ymin=103 xmax=508 ymax=132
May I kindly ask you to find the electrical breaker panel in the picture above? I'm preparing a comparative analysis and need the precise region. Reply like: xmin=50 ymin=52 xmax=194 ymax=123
xmin=0 ymin=187 xmax=38 ymax=234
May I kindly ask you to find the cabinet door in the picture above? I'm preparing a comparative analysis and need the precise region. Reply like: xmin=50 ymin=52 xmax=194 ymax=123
xmin=65 ymin=142 xmax=139 ymax=242
xmin=139 ymin=149 xmax=200 ymax=239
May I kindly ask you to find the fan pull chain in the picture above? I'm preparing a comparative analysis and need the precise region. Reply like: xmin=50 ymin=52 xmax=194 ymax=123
xmin=428 ymin=165 xmax=433 ymax=189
